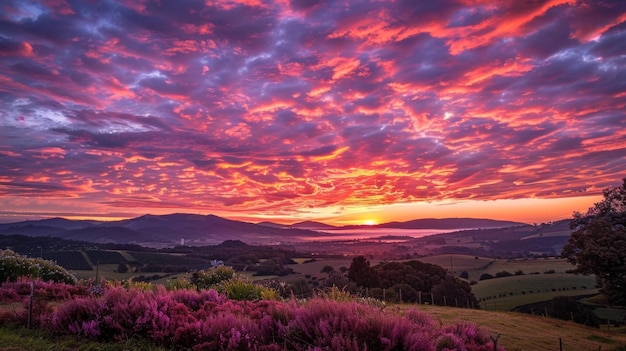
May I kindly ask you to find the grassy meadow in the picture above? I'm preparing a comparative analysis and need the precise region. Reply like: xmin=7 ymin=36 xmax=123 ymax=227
xmin=71 ymin=253 xmax=599 ymax=313
xmin=417 ymin=304 xmax=626 ymax=350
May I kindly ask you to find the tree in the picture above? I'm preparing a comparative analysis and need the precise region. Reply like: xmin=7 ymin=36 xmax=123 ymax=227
xmin=117 ymin=263 xmax=129 ymax=273
xmin=320 ymin=265 xmax=335 ymax=274
xmin=562 ymin=178 xmax=626 ymax=305
xmin=348 ymin=256 xmax=379 ymax=288
xmin=432 ymin=276 xmax=479 ymax=308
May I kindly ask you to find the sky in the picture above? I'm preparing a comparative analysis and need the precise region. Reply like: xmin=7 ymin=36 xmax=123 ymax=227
xmin=0 ymin=0 xmax=625 ymax=226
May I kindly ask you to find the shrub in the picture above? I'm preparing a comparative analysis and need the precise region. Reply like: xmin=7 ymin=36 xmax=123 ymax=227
xmin=191 ymin=266 xmax=235 ymax=290
xmin=321 ymin=265 xmax=335 ymax=274
xmin=1 ymin=282 xmax=502 ymax=350
xmin=218 ymin=278 xmax=275 ymax=301
xmin=495 ymin=271 xmax=513 ymax=278
xmin=167 ymin=277 xmax=195 ymax=291
xmin=318 ymin=285 xmax=353 ymax=302
xmin=0 ymin=250 xmax=77 ymax=285
xmin=479 ymin=273 xmax=494 ymax=281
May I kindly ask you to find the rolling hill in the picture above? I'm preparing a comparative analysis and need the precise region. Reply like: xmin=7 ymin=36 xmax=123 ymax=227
xmin=0 ymin=213 xmax=322 ymax=246
xmin=0 ymin=213 xmax=532 ymax=247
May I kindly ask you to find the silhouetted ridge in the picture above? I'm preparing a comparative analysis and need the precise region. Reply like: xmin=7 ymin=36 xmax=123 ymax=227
xmin=216 ymin=240 xmax=249 ymax=248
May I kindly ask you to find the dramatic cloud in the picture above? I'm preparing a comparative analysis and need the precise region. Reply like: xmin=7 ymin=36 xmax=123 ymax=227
xmin=0 ymin=0 xmax=624 ymax=224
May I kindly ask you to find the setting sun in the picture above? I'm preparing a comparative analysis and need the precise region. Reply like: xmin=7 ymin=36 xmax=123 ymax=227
xmin=363 ymin=219 xmax=378 ymax=226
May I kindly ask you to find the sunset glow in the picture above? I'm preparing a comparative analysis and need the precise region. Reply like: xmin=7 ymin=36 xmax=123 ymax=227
xmin=363 ymin=220 xmax=378 ymax=226
xmin=0 ymin=1 xmax=625 ymax=225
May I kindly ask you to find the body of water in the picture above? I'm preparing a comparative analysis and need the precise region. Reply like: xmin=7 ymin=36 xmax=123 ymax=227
xmin=298 ymin=228 xmax=464 ymax=242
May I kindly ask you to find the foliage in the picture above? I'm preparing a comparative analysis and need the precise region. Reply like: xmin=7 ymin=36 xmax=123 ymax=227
xmin=323 ymin=271 xmax=355 ymax=292
xmin=217 ymin=277 xmax=269 ymax=301
xmin=321 ymin=265 xmax=335 ymax=274
xmin=318 ymin=285 xmax=353 ymax=302
xmin=479 ymin=273 xmax=494 ymax=281
xmin=122 ymin=279 xmax=154 ymax=292
xmin=495 ymin=271 xmax=513 ymax=278
xmin=252 ymin=256 xmax=294 ymax=276
xmin=0 ymin=250 xmax=77 ymax=285
xmin=562 ymin=178 xmax=626 ymax=304
xmin=190 ymin=265 xmax=235 ymax=290
xmin=289 ymin=278 xmax=314 ymax=298
xmin=0 ymin=281 xmax=502 ymax=350
xmin=257 ymin=279 xmax=292 ymax=299
xmin=167 ymin=277 xmax=195 ymax=291
xmin=349 ymin=257 xmax=479 ymax=306
xmin=432 ymin=276 xmax=479 ymax=308
xmin=116 ymin=263 xmax=128 ymax=273
xmin=348 ymin=256 xmax=379 ymax=288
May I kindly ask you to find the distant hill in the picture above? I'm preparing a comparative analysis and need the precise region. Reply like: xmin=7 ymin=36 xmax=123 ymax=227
xmin=404 ymin=219 xmax=573 ymax=257
xmin=0 ymin=213 xmax=534 ymax=247
xmin=341 ymin=218 xmax=526 ymax=230
xmin=256 ymin=221 xmax=286 ymax=228
xmin=0 ymin=213 xmax=323 ymax=246
xmin=0 ymin=217 xmax=101 ymax=233
xmin=62 ymin=226 xmax=164 ymax=244
xmin=291 ymin=221 xmax=339 ymax=230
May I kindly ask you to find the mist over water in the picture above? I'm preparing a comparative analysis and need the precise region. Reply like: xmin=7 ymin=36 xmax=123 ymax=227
xmin=298 ymin=228 xmax=463 ymax=242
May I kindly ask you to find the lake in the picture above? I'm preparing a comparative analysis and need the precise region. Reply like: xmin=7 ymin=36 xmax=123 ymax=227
xmin=297 ymin=228 xmax=463 ymax=242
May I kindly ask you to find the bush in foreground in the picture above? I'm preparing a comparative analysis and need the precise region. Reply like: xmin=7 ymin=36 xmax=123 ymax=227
xmin=0 ymin=281 xmax=504 ymax=350
xmin=0 ymin=250 xmax=77 ymax=285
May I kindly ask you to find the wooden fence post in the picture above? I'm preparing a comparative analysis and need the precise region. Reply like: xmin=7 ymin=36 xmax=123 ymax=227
xmin=27 ymin=281 xmax=34 ymax=329
xmin=490 ymin=333 xmax=500 ymax=351
xmin=559 ymin=337 xmax=563 ymax=351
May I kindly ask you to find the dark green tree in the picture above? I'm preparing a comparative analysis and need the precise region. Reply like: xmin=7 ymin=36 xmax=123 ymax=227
xmin=348 ymin=255 xmax=379 ymax=288
xmin=431 ymin=275 xmax=479 ymax=308
xmin=321 ymin=265 xmax=335 ymax=274
xmin=117 ymin=263 xmax=129 ymax=273
xmin=562 ymin=178 xmax=626 ymax=304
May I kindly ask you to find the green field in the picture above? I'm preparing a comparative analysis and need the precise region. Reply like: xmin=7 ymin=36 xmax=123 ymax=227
xmin=286 ymin=258 xmax=356 ymax=275
xmin=68 ymin=252 xmax=601 ymax=313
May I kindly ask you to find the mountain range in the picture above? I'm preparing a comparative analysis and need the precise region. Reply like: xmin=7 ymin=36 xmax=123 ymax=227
xmin=0 ymin=214 xmax=525 ymax=247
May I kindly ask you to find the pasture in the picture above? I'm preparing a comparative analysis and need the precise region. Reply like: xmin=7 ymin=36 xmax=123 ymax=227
xmin=415 ymin=304 xmax=626 ymax=351
xmin=69 ymin=251 xmax=602 ymax=313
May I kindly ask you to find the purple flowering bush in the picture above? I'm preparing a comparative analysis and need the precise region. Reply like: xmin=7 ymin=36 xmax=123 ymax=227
xmin=0 ymin=280 xmax=504 ymax=350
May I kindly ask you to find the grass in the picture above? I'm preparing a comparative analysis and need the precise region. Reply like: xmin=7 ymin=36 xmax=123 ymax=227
xmin=415 ymin=304 xmax=626 ymax=351
xmin=0 ymin=326 xmax=170 ymax=351
xmin=286 ymin=258 xmax=356 ymax=275
xmin=418 ymin=254 xmax=494 ymax=274
xmin=472 ymin=273 xmax=598 ymax=310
